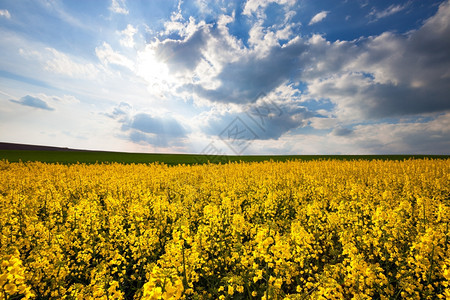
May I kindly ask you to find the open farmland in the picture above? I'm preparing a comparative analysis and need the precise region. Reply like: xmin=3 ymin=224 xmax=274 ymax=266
xmin=1 ymin=159 xmax=449 ymax=299
xmin=1 ymin=149 xmax=449 ymax=165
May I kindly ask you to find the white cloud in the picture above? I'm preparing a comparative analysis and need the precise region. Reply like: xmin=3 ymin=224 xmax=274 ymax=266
xmin=109 ymin=0 xmax=129 ymax=15
xmin=95 ymin=42 xmax=134 ymax=70
xmin=348 ymin=113 xmax=450 ymax=154
xmin=156 ymin=0 xmax=450 ymax=149
xmin=243 ymin=0 xmax=271 ymax=17
xmin=299 ymin=0 xmax=450 ymax=121
xmin=0 ymin=9 xmax=11 ymax=19
xmin=119 ymin=24 xmax=137 ymax=48
xmin=248 ymin=21 xmax=280 ymax=57
xmin=309 ymin=117 xmax=339 ymax=130
xmin=133 ymin=0 xmax=303 ymax=107
xmin=195 ymin=0 xmax=214 ymax=16
xmin=275 ymin=24 xmax=294 ymax=40
xmin=309 ymin=11 xmax=329 ymax=25
xmin=45 ymin=48 xmax=99 ymax=79
xmin=142 ymin=0 xmax=450 ymax=128
xmin=243 ymin=0 xmax=296 ymax=19
xmin=369 ymin=3 xmax=408 ymax=21
xmin=14 ymin=46 xmax=101 ymax=80
xmin=163 ymin=15 xmax=206 ymax=39
xmin=133 ymin=14 xmax=248 ymax=100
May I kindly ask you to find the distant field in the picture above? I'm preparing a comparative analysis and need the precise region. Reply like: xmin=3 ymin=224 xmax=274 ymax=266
xmin=0 ymin=149 xmax=448 ymax=165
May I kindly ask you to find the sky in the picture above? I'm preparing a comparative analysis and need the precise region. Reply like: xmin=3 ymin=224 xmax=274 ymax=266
xmin=0 ymin=0 xmax=449 ymax=155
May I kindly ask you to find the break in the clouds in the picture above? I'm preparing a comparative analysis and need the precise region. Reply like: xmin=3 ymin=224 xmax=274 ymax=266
xmin=0 ymin=0 xmax=449 ymax=154
xmin=10 ymin=95 xmax=54 ymax=111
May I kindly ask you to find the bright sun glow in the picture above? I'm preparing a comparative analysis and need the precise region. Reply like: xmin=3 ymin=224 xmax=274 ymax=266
xmin=136 ymin=47 xmax=171 ymax=94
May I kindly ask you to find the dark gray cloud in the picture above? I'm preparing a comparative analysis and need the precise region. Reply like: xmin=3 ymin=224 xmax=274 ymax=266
xmin=155 ymin=26 xmax=209 ymax=73
xmin=409 ymin=1 xmax=450 ymax=66
xmin=168 ymin=1 xmax=450 ymax=122
xmin=10 ymin=95 xmax=54 ymax=111
xmin=128 ymin=0 xmax=450 ymax=151
xmin=107 ymin=103 xmax=187 ymax=147
xmin=128 ymin=113 xmax=186 ymax=137
xmin=365 ymin=80 xmax=450 ymax=117
xmin=202 ymin=104 xmax=312 ymax=140
xmin=105 ymin=102 xmax=132 ymax=122
xmin=309 ymin=72 xmax=450 ymax=119
xmin=306 ymin=0 xmax=450 ymax=119
xmin=332 ymin=127 xmax=353 ymax=136
xmin=184 ymin=40 xmax=308 ymax=103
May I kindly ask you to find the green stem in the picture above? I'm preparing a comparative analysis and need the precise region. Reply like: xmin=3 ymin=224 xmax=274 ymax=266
xmin=181 ymin=230 xmax=188 ymax=292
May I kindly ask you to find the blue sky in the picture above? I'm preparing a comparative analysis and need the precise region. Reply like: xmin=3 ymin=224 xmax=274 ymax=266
xmin=1 ymin=0 xmax=449 ymax=154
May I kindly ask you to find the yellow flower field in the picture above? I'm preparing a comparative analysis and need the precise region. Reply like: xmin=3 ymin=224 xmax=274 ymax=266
xmin=0 ymin=159 xmax=449 ymax=299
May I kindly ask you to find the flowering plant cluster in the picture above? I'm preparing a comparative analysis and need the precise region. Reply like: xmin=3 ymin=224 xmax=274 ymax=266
xmin=0 ymin=159 xmax=449 ymax=299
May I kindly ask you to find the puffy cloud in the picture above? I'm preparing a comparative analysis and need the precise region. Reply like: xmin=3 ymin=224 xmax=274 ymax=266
xmin=300 ymin=0 xmax=450 ymax=122
xmin=0 ymin=9 xmax=10 ymax=19
xmin=10 ymin=95 xmax=54 ymax=111
xmin=309 ymin=11 xmax=329 ymax=25
xmin=243 ymin=0 xmax=296 ymax=19
xmin=225 ymin=1 xmax=450 ymax=119
xmin=162 ymin=14 xmax=206 ymax=39
xmin=408 ymin=1 xmax=450 ymax=66
xmin=131 ymin=0 xmax=450 ymax=141
xmin=132 ymin=5 xmax=305 ymax=105
xmin=133 ymin=14 xmax=246 ymax=99
xmin=178 ymin=0 xmax=450 ymax=150
xmin=124 ymin=0 xmax=449 ymax=142
xmin=154 ymin=26 xmax=210 ymax=73
xmin=119 ymin=24 xmax=137 ymax=48
xmin=183 ymin=38 xmax=308 ymax=104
